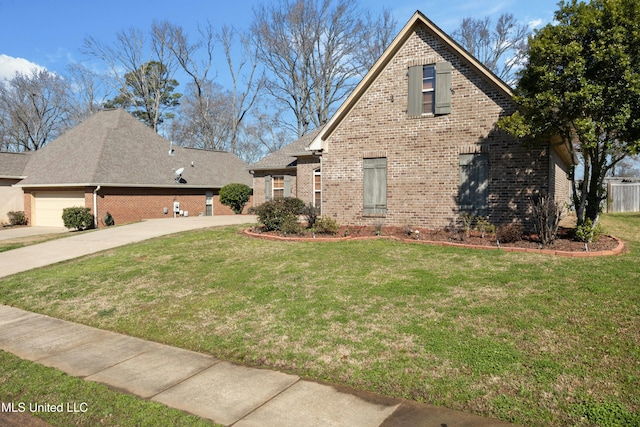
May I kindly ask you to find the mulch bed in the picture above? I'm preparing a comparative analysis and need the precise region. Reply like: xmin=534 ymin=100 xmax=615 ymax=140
xmin=245 ymin=225 xmax=624 ymax=257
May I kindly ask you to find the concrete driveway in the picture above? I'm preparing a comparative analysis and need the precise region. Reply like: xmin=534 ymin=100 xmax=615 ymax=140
xmin=0 ymin=215 xmax=256 ymax=279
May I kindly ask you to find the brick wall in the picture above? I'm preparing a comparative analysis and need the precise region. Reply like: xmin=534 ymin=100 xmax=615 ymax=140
xmin=293 ymin=156 xmax=321 ymax=206
xmin=321 ymin=25 xmax=555 ymax=230
xmin=21 ymin=186 xmax=252 ymax=227
xmin=95 ymin=187 xmax=251 ymax=226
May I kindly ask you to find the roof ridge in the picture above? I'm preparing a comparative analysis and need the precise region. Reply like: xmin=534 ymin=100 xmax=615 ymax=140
xmin=87 ymin=110 xmax=114 ymax=183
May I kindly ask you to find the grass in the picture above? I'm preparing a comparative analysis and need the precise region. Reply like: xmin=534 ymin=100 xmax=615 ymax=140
xmin=1 ymin=214 xmax=639 ymax=426
xmin=0 ymin=351 xmax=219 ymax=426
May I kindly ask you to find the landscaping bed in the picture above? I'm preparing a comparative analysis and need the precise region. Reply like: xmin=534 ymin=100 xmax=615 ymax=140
xmin=246 ymin=225 xmax=622 ymax=255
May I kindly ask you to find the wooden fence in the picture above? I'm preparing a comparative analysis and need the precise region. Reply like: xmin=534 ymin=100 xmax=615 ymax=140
xmin=608 ymin=182 xmax=640 ymax=213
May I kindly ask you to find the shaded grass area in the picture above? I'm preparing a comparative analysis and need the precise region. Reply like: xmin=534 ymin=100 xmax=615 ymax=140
xmin=0 ymin=351 xmax=218 ymax=426
xmin=1 ymin=214 xmax=639 ymax=426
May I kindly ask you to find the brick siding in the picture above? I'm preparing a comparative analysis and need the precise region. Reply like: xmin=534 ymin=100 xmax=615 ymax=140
xmin=320 ymin=25 xmax=558 ymax=230
xmin=23 ymin=186 xmax=252 ymax=228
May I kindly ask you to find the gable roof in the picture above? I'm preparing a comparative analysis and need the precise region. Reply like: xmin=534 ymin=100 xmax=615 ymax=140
xmin=308 ymin=10 xmax=513 ymax=152
xmin=250 ymin=126 xmax=324 ymax=171
xmin=0 ymin=152 xmax=32 ymax=179
xmin=17 ymin=109 xmax=252 ymax=188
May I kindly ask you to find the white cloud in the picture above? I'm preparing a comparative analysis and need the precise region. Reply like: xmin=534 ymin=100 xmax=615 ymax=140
xmin=0 ymin=54 xmax=46 ymax=81
xmin=528 ymin=19 xmax=544 ymax=29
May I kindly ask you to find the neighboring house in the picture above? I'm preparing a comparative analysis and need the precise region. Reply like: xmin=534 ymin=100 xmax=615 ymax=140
xmin=250 ymin=128 xmax=324 ymax=209
xmin=251 ymin=11 xmax=572 ymax=229
xmin=13 ymin=108 xmax=252 ymax=227
xmin=0 ymin=152 xmax=31 ymax=224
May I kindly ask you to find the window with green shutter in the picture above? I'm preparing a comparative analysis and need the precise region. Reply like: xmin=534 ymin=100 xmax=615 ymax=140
xmin=408 ymin=62 xmax=452 ymax=116
xmin=363 ymin=158 xmax=387 ymax=215
xmin=459 ymin=153 xmax=488 ymax=215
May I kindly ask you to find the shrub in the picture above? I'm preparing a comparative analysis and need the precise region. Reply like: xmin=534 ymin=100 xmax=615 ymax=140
xmin=219 ymin=183 xmax=252 ymax=214
xmin=575 ymin=218 xmax=603 ymax=243
xmin=313 ymin=216 xmax=339 ymax=235
xmin=7 ymin=211 xmax=27 ymax=226
xmin=281 ymin=216 xmax=303 ymax=235
xmin=303 ymin=203 xmax=320 ymax=228
xmin=459 ymin=212 xmax=475 ymax=239
xmin=475 ymin=216 xmax=496 ymax=238
xmin=496 ymin=222 xmax=523 ymax=243
xmin=251 ymin=197 xmax=304 ymax=232
xmin=62 ymin=207 xmax=94 ymax=231
xmin=530 ymin=192 xmax=563 ymax=246
xmin=279 ymin=197 xmax=305 ymax=215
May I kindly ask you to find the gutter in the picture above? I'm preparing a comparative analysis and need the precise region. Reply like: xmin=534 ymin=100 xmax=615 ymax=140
xmin=93 ymin=185 xmax=101 ymax=228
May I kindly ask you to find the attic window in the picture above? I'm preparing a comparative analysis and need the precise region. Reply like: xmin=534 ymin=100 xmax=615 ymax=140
xmin=408 ymin=62 xmax=452 ymax=116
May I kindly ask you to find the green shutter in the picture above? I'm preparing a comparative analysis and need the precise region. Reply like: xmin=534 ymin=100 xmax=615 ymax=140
xmin=435 ymin=61 xmax=452 ymax=115
xmin=407 ymin=66 xmax=422 ymax=117
xmin=265 ymin=176 xmax=272 ymax=201
xmin=284 ymin=175 xmax=292 ymax=197
xmin=364 ymin=158 xmax=387 ymax=215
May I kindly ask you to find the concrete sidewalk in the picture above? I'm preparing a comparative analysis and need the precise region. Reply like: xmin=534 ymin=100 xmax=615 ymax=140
xmin=0 ymin=216 xmax=256 ymax=279
xmin=0 ymin=305 xmax=518 ymax=426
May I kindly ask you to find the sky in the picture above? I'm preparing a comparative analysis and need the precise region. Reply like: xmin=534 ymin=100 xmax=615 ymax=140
xmin=0 ymin=0 xmax=562 ymax=83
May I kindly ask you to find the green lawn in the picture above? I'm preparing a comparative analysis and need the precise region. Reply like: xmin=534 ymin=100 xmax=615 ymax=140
xmin=0 ymin=351 xmax=217 ymax=427
xmin=1 ymin=214 xmax=639 ymax=426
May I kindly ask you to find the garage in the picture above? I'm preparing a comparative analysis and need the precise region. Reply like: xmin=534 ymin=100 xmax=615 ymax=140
xmin=34 ymin=192 xmax=85 ymax=227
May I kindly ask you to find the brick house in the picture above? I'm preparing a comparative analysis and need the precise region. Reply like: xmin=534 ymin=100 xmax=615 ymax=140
xmin=14 ymin=109 xmax=252 ymax=227
xmin=251 ymin=11 xmax=572 ymax=229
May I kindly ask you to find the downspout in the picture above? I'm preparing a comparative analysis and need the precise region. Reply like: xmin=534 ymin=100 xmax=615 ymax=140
xmin=93 ymin=185 xmax=101 ymax=228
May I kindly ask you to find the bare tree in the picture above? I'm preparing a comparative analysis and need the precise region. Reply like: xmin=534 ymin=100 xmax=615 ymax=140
xmin=65 ymin=62 xmax=110 ymax=123
xmin=452 ymin=13 xmax=530 ymax=86
xmin=245 ymin=99 xmax=294 ymax=155
xmin=170 ymin=80 xmax=233 ymax=151
xmin=252 ymin=0 xmax=369 ymax=138
xmin=0 ymin=69 xmax=71 ymax=151
xmin=610 ymin=155 xmax=640 ymax=178
xmin=219 ymin=25 xmax=263 ymax=155
xmin=82 ymin=27 xmax=181 ymax=132
xmin=355 ymin=8 xmax=398 ymax=71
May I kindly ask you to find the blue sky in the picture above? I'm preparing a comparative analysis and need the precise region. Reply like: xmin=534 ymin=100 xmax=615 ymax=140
xmin=0 ymin=0 xmax=561 ymax=82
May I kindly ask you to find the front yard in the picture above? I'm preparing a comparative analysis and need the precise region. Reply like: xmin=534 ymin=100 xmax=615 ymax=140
xmin=1 ymin=214 xmax=639 ymax=426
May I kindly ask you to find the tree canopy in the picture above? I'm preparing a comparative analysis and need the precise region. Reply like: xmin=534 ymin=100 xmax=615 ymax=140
xmin=498 ymin=0 xmax=640 ymax=225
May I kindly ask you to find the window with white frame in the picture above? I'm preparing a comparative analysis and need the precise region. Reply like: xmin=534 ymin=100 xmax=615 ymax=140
xmin=408 ymin=62 xmax=452 ymax=116
xmin=272 ymin=175 xmax=285 ymax=199
xmin=313 ymin=168 xmax=321 ymax=209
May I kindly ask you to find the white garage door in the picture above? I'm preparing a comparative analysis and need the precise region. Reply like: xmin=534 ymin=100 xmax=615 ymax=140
xmin=34 ymin=192 xmax=85 ymax=227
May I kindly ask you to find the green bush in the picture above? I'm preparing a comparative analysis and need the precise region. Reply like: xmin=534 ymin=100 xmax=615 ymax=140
xmin=250 ymin=197 xmax=304 ymax=232
xmin=313 ymin=216 xmax=339 ymax=235
xmin=62 ymin=207 xmax=94 ymax=231
xmin=7 ymin=211 xmax=27 ymax=226
xmin=219 ymin=183 xmax=252 ymax=214
xmin=575 ymin=218 xmax=603 ymax=242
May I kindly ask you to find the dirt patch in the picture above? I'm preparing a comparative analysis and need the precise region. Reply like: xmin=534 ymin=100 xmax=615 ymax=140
xmin=245 ymin=225 xmax=623 ymax=256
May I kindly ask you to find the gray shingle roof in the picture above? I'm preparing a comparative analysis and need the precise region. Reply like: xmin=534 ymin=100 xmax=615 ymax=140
xmin=250 ymin=126 xmax=323 ymax=170
xmin=17 ymin=109 xmax=252 ymax=188
xmin=0 ymin=152 xmax=31 ymax=179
